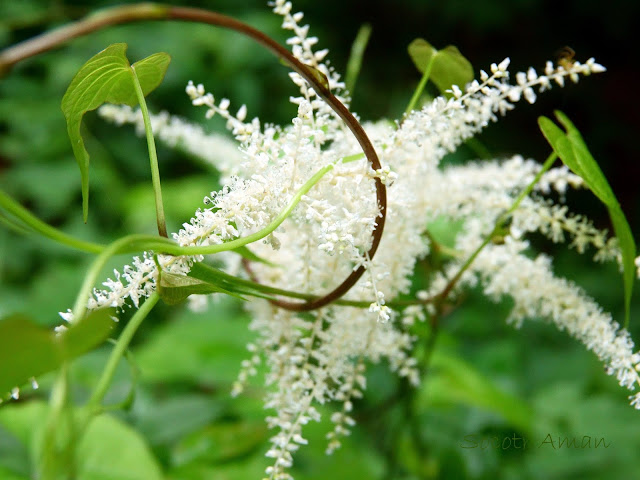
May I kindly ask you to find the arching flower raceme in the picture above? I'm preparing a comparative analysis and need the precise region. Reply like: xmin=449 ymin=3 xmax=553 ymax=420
xmin=93 ymin=1 xmax=640 ymax=478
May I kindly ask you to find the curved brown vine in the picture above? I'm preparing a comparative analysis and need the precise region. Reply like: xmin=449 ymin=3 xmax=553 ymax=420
xmin=0 ymin=3 xmax=387 ymax=311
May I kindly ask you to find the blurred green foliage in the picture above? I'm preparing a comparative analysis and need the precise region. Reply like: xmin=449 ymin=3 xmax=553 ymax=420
xmin=1 ymin=1 xmax=639 ymax=479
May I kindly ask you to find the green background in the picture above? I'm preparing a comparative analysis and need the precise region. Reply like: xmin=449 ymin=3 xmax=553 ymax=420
xmin=1 ymin=1 xmax=639 ymax=479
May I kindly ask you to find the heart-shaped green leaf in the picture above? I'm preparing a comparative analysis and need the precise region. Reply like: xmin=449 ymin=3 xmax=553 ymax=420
xmin=539 ymin=111 xmax=636 ymax=326
xmin=0 ymin=309 xmax=114 ymax=396
xmin=61 ymin=43 xmax=170 ymax=222
xmin=408 ymin=38 xmax=474 ymax=96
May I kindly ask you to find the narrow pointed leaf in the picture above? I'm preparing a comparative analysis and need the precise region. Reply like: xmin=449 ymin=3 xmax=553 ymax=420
xmin=408 ymin=38 xmax=474 ymax=96
xmin=157 ymin=268 xmax=244 ymax=306
xmin=609 ymin=204 xmax=636 ymax=326
xmin=345 ymin=23 xmax=372 ymax=94
xmin=61 ymin=43 xmax=170 ymax=222
xmin=538 ymin=116 xmax=579 ymax=172
xmin=539 ymin=112 xmax=636 ymax=326
xmin=554 ymin=111 xmax=616 ymax=205
xmin=232 ymin=245 xmax=277 ymax=266
xmin=188 ymin=262 xmax=270 ymax=299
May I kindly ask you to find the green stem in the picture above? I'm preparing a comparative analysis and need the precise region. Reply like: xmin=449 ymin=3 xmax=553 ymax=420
xmin=40 ymin=364 xmax=73 ymax=480
xmin=130 ymin=65 xmax=167 ymax=238
xmin=341 ymin=152 xmax=365 ymax=163
xmin=0 ymin=210 xmax=33 ymax=236
xmin=435 ymin=152 xmax=558 ymax=302
xmin=193 ymin=262 xmax=372 ymax=308
xmin=0 ymin=146 xmax=366 ymax=256
xmin=405 ymin=53 xmax=435 ymax=115
xmin=70 ymin=235 xmax=141 ymax=323
xmin=140 ymin=163 xmax=336 ymax=256
xmin=419 ymin=308 xmax=441 ymax=385
xmin=0 ymin=188 xmax=105 ymax=253
xmin=196 ymin=261 xmax=454 ymax=310
xmin=0 ymin=3 xmax=387 ymax=311
xmin=200 ymin=164 xmax=334 ymax=253
xmin=505 ymin=152 xmax=558 ymax=215
xmin=86 ymin=292 xmax=159 ymax=411
xmin=69 ymin=163 xmax=335 ymax=321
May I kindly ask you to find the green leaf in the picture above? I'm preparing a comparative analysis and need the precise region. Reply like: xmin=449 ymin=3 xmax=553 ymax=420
xmin=345 ymin=23 xmax=372 ymax=94
xmin=0 ymin=403 xmax=163 ymax=480
xmin=156 ymin=263 xmax=245 ymax=306
xmin=539 ymin=111 xmax=636 ymax=326
xmin=540 ymin=112 xmax=615 ymax=205
xmin=76 ymin=413 xmax=163 ymax=480
xmin=188 ymin=262 xmax=274 ymax=300
xmin=160 ymin=259 xmax=286 ymax=307
xmin=232 ymin=245 xmax=277 ymax=266
xmin=61 ymin=43 xmax=170 ymax=222
xmin=62 ymin=311 xmax=115 ymax=359
xmin=610 ymin=205 xmax=636 ymax=326
xmin=408 ymin=38 xmax=474 ymax=96
xmin=0 ymin=310 xmax=114 ymax=395
xmin=420 ymin=350 xmax=533 ymax=434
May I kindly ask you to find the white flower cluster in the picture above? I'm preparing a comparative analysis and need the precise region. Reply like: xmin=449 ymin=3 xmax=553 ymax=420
xmin=89 ymin=1 xmax=638 ymax=479
xmin=465 ymin=235 xmax=640 ymax=401
xmin=98 ymin=104 xmax=243 ymax=180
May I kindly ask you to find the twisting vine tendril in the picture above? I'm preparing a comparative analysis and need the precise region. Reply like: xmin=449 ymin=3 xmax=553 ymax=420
xmin=0 ymin=3 xmax=387 ymax=311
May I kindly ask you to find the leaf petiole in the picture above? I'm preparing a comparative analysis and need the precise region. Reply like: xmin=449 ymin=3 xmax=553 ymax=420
xmin=130 ymin=65 xmax=167 ymax=237
xmin=405 ymin=52 xmax=435 ymax=115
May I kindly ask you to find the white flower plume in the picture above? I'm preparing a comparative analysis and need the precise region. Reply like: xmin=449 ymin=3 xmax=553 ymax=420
xmin=92 ymin=1 xmax=635 ymax=479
